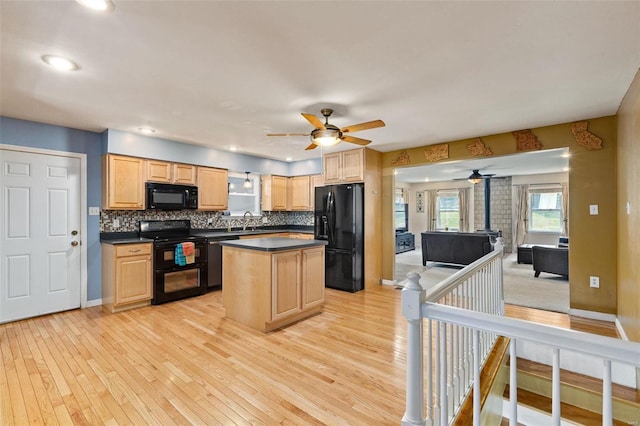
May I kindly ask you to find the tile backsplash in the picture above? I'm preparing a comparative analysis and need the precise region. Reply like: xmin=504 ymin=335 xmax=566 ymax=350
xmin=100 ymin=210 xmax=314 ymax=232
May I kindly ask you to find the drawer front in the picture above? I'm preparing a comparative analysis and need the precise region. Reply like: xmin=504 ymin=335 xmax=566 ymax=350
xmin=115 ymin=243 xmax=152 ymax=257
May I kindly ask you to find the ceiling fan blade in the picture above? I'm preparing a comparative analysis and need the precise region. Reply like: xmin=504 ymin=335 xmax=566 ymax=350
xmin=305 ymin=143 xmax=318 ymax=150
xmin=266 ymin=133 xmax=309 ymax=137
xmin=341 ymin=135 xmax=371 ymax=146
xmin=301 ymin=113 xmax=325 ymax=129
xmin=341 ymin=119 xmax=385 ymax=133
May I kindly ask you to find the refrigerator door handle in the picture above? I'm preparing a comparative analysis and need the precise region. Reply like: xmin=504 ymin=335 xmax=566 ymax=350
xmin=327 ymin=190 xmax=335 ymax=245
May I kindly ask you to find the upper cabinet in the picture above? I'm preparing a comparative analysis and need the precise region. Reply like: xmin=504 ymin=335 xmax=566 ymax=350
xmin=262 ymin=175 xmax=288 ymax=211
xmin=309 ymin=174 xmax=324 ymax=211
xmin=146 ymin=160 xmax=196 ymax=185
xmin=288 ymin=175 xmax=311 ymax=211
xmin=323 ymin=148 xmax=365 ymax=184
xmin=102 ymin=154 xmax=145 ymax=210
xmin=197 ymin=167 xmax=228 ymax=210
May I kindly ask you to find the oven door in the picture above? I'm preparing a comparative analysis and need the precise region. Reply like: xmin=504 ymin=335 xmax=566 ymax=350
xmin=154 ymin=241 xmax=207 ymax=270
xmin=152 ymin=264 xmax=208 ymax=305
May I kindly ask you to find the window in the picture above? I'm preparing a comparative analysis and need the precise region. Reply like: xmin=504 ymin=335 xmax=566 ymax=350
xmin=436 ymin=191 xmax=459 ymax=231
xmin=227 ymin=172 xmax=261 ymax=216
xmin=529 ymin=188 xmax=562 ymax=232
xmin=394 ymin=188 xmax=408 ymax=232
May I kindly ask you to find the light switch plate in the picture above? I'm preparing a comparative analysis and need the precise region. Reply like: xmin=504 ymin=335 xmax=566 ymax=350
xmin=88 ymin=207 xmax=100 ymax=216
xmin=589 ymin=204 xmax=598 ymax=215
xmin=589 ymin=276 xmax=600 ymax=288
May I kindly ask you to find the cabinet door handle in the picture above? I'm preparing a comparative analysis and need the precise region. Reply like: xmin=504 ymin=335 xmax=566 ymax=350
xmin=129 ymin=249 xmax=141 ymax=253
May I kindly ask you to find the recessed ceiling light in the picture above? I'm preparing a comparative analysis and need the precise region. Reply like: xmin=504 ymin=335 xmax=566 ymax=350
xmin=286 ymin=157 xmax=292 ymax=162
xmin=137 ymin=127 xmax=155 ymax=134
xmin=41 ymin=55 xmax=79 ymax=71
xmin=75 ymin=0 xmax=115 ymax=11
xmin=229 ymin=146 xmax=238 ymax=151
xmin=561 ymin=152 xmax=571 ymax=158
xmin=424 ymin=177 xmax=430 ymax=182
xmin=393 ymin=170 xmax=398 ymax=175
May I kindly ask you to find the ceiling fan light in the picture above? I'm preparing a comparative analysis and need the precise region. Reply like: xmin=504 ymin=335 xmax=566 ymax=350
xmin=311 ymin=128 xmax=341 ymax=146
xmin=468 ymin=170 xmax=483 ymax=184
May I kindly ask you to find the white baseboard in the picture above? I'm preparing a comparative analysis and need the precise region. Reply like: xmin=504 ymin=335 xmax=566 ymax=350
xmin=568 ymin=308 xmax=616 ymax=322
xmin=381 ymin=279 xmax=398 ymax=286
xmin=86 ymin=298 xmax=102 ymax=308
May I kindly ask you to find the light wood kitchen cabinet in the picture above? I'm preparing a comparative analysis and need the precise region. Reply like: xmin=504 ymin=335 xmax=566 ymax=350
xmin=102 ymin=242 xmax=153 ymax=313
xmin=197 ymin=167 xmax=228 ymax=210
xmin=146 ymin=160 xmax=197 ymax=185
xmin=261 ymin=175 xmax=288 ymax=211
xmin=102 ymin=154 xmax=145 ymax=210
xmin=288 ymin=175 xmax=311 ymax=211
xmin=309 ymin=174 xmax=324 ymax=211
xmin=323 ymin=148 xmax=365 ymax=184
xmin=286 ymin=233 xmax=314 ymax=240
xmin=222 ymin=243 xmax=325 ymax=332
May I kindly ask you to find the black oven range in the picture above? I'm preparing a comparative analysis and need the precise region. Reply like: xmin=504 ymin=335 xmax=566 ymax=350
xmin=138 ymin=220 xmax=208 ymax=305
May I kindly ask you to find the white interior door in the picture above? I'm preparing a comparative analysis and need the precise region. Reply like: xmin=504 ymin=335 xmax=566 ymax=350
xmin=0 ymin=149 xmax=81 ymax=323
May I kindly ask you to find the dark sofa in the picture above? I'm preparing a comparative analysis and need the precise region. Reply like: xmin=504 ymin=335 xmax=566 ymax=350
xmin=421 ymin=232 xmax=493 ymax=266
xmin=532 ymin=246 xmax=569 ymax=278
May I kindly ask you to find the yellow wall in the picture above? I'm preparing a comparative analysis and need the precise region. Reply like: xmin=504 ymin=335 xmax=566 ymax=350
xmin=616 ymin=69 xmax=640 ymax=342
xmin=381 ymin=116 xmax=618 ymax=314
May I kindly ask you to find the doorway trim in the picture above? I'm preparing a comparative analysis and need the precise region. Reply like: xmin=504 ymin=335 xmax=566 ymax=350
xmin=1 ymin=144 xmax=88 ymax=309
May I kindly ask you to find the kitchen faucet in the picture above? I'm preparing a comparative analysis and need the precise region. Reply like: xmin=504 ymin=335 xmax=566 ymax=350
xmin=242 ymin=211 xmax=254 ymax=231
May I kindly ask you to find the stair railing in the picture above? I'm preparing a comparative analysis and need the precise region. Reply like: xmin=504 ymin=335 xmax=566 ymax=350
xmin=401 ymin=242 xmax=640 ymax=426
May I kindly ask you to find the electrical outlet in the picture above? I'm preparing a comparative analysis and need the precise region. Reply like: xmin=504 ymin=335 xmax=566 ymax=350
xmin=88 ymin=206 xmax=100 ymax=216
xmin=589 ymin=204 xmax=599 ymax=215
xmin=207 ymin=218 xmax=214 ymax=226
xmin=590 ymin=276 xmax=600 ymax=288
xmin=113 ymin=218 xmax=120 ymax=228
xmin=262 ymin=217 xmax=268 ymax=224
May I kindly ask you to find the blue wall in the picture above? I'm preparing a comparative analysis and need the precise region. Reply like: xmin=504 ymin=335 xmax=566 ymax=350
xmin=105 ymin=129 xmax=322 ymax=176
xmin=1 ymin=116 xmax=323 ymax=302
xmin=0 ymin=116 xmax=104 ymax=300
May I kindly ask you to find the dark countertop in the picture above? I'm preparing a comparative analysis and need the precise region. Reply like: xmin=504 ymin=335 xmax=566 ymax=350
xmin=220 ymin=237 xmax=327 ymax=252
xmin=192 ymin=228 xmax=312 ymax=239
xmin=100 ymin=226 xmax=313 ymax=244
xmin=100 ymin=232 xmax=154 ymax=245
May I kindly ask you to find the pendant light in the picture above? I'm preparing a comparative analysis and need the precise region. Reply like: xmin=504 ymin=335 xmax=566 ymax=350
xmin=242 ymin=171 xmax=252 ymax=189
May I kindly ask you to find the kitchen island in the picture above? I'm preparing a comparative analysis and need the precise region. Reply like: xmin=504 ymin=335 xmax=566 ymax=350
xmin=220 ymin=237 xmax=327 ymax=333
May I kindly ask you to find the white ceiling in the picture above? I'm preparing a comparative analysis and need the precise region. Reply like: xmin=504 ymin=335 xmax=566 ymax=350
xmin=1 ymin=1 xmax=639 ymax=166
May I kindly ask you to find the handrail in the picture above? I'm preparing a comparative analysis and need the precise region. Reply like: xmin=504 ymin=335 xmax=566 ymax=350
xmin=424 ymin=303 xmax=640 ymax=366
xmin=425 ymin=249 xmax=503 ymax=303
xmin=402 ymin=242 xmax=640 ymax=426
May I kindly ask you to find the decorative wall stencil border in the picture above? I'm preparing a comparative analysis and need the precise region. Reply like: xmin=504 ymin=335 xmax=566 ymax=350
xmin=416 ymin=191 xmax=425 ymax=213
xmin=391 ymin=150 xmax=411 ymax=165
xmin=424 ymin=144 xmax=449 ymax=162
xmin=513 ymin=129 xmax=543 ymax=151
xmin=467 ymin=138 xmax=493 ymax=156
xmin=571 ymin=121 xmax=603 ymax=150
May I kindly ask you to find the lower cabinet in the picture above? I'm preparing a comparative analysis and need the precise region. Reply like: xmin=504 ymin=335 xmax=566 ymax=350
xmin=102 ymin=243 xmax=153 ymax=313
xmin=222 ymin=245 xmax=325 ymax=332
xmin=395 ymin=232 xmax=415 ymax=254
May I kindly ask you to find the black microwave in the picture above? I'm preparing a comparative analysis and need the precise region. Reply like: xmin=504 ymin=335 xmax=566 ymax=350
xmin=146 ymin=182 xmax=198 ymax=210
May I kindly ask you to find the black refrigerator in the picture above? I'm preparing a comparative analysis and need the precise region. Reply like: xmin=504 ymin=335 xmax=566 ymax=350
xmin=314 ymin=183 xmax=364 ymax=292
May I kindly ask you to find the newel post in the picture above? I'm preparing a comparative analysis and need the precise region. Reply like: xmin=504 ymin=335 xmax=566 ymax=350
xmin=401 ymin=272 xmax=427 ymax=426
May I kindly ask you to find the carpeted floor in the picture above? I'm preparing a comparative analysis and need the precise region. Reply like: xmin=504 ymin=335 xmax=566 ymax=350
xmin=394 ymin=249 xmax=569 ymax=313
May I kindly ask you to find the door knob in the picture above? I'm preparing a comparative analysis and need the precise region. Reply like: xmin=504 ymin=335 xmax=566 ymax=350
xmin=71 ymin=241 xmax=79 ymax=247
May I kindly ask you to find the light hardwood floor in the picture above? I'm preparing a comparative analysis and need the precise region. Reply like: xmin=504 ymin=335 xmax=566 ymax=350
xmin=1 ymin=286 xmax=619 ymax=425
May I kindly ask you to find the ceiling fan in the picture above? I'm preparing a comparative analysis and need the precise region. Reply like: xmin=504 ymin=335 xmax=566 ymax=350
xmin=455 ymin=169 xmax=496 ymax=184
xmin=267 ymin=108 xmax=385 ymax=150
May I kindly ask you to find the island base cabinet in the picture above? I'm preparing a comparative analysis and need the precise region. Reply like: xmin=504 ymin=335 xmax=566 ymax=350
xmin=222 ymin=245 xmax=325 ymax=333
